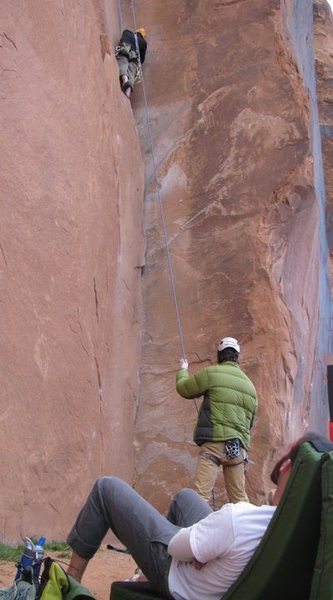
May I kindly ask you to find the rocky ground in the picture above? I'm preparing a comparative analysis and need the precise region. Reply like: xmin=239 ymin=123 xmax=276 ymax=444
xmin=0 ymin=547 xmax=136 ymax=600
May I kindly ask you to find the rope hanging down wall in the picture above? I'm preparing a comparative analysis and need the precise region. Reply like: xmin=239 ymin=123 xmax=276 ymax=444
xmin=117 ymin=0 xmax=187 ymax=362
xmin=116 ymin=0 xmax=219 ymax=508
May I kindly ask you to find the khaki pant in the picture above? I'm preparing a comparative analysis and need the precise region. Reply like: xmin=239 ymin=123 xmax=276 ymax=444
xmin=193 ymin=441 xmax=249 ymax=504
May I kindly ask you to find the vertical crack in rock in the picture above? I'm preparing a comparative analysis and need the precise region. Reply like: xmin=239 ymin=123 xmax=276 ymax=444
xmin=93 ymin=277 xmax=99 ymax=322
xmin=213 ymin=0 xmax=250 ymax=6
xmin=68 ymin=312 xmax=90 ymax=356
xmin=0 ymin=242 xmax=8 ymax=267
xmin=94 ymin=354 xmax=103 ymax=407
xmin=94 ymin=353 xmax=105 ymax=473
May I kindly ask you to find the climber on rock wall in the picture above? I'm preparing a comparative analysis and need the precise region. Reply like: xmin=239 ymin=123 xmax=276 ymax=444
xmin=115 ymin=28 xmax=147 ymax=99
xmin=176 ymin=337 xmax=258 ymax=505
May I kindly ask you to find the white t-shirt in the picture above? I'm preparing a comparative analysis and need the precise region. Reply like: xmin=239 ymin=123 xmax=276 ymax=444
xmin=168 ymin=502 xmax=275 ymax=600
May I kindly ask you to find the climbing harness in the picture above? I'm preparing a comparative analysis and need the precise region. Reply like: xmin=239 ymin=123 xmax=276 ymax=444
xmin=200 ymin=440 xmax=245 ymax=466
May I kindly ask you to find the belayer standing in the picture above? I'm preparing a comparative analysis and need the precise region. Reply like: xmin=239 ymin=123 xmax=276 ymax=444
xmin=176 ymin=337 xmax=257 ymax=504
xmin=116 ymin=28 xmax=147 ymax=99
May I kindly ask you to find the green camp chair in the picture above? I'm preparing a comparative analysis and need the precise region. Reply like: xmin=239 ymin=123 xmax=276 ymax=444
xmin=309 ymin=450 xmax=333 ymax=599
xmin=110 ymin=442 xmax=324 ymax=600
xmin=110 ymin=582 xmax=164 ymax=600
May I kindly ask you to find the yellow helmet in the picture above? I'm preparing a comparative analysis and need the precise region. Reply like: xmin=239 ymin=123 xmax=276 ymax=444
xmin=137 ymin=28 xmax=147 ymax=39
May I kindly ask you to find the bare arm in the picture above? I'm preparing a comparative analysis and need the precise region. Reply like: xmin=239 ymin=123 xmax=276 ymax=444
xmin=168 ymin=529 xmax=206 ymax=569
xmin=168 ymin=528 xmax=193 ymax=561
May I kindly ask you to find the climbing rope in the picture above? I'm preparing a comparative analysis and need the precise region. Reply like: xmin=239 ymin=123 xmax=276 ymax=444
xmin=117 ymin=0 xmax=124 ymax=34
xmin=129 ymin=0 xmax=187 ymax=362
xmin=118 ymin=0 xmax=216 ymax=507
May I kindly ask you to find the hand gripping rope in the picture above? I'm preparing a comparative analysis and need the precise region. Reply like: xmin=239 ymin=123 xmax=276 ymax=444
xmin=131 ymin=2 xmax=187 ymax=364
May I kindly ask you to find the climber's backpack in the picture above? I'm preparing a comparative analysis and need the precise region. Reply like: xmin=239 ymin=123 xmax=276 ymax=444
xmin=0 ymin=567 xmax=36 ymax=600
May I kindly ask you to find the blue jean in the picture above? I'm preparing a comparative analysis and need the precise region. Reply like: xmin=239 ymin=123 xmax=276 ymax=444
xmin=67 ymin=477 xmax=211 ymax=597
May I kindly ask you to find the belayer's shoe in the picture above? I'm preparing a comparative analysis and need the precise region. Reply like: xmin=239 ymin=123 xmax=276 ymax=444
xmin=125 ymin=568 xmax=147 ymax=582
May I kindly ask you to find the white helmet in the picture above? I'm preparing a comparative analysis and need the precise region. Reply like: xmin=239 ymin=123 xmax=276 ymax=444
xmin=217 ymin=337 xmax=240 ymax=353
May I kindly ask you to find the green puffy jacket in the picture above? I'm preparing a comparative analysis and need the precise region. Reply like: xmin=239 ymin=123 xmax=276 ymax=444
xmin=176 ymin=361 xmax=257 ymax=450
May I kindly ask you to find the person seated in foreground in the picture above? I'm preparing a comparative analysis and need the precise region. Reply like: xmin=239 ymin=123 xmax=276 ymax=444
xmin=66 ymin=433 xmax=329 ymax=600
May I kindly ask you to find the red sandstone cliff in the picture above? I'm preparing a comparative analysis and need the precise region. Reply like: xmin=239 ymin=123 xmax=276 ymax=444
xmin=0 ymin=1 xmax=144 ymax=541
xmin=132 ymin=0 xmax=333 ymax=509
xmin=314 ymin=0 xmax=333 ymax=274
xmin=0 ymin=0 xmax=332 ymax=542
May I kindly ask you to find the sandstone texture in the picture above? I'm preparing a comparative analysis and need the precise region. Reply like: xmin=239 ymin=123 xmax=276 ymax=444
xmin=0 ymin=1 xmax=144 ymax=542
xmin=132 ymin=0 xmax=333 ymax=509
xmin=314 ymin=0 xmax=333 ymax=274
xmin=0 ymin=0 xmax=333 ymax=544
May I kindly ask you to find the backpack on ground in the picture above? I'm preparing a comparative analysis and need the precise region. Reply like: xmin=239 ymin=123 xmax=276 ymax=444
xmin=0 ymin=559 xmax=95 ymax=600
